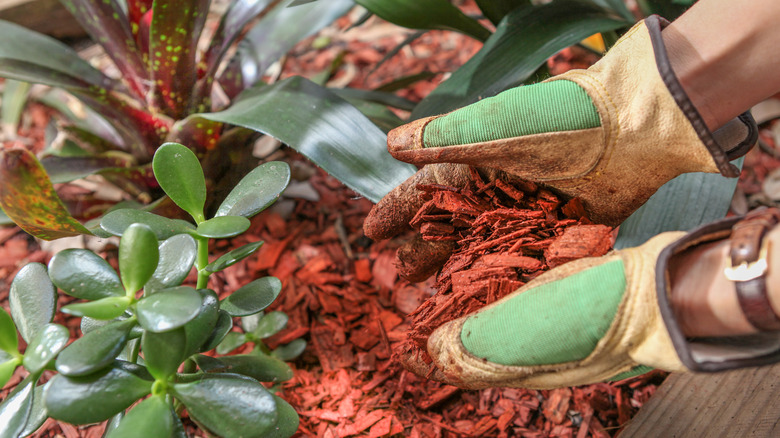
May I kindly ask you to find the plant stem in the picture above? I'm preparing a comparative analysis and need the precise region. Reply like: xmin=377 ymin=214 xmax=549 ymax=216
xmin=196 ymin=236 xmax=210 ymax=289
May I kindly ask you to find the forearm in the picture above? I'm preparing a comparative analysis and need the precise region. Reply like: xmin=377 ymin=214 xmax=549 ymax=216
xmin=663 ymin=0 xmax=780 ymax=131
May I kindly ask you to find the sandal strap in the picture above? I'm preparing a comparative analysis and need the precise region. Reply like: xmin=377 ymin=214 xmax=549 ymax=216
xmin=727 ymin=207 xmax=780 ymax=331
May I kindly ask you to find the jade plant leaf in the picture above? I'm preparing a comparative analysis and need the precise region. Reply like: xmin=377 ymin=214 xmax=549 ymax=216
xmin=201 ymin=77 xmax=416 ymax=203
xmin=101 ymin=209 xmax=196 ymax=240
xmin=136 ymin=286 xmax=203 ymax=332
xmin=266 ymin=395 xmax=300 ymax=438
xmin=22 ymin=323 xmax=69 ymax=374
xmin=18 ymin=382 xmax=47 ymax=438
xmin=145 ymin=234 xmax=197 ymax=294
xmin=411 ymin=0 xmax=632 ymax=119
xmin=171 ymin=374 xmax=278 ymax=437
xmin=215 ymin=161 xmax=290 ymax=218
xmin=0 ymin=374 xmax=35 ymax=438
xmin=61 ymin=296 xmax=132 ymax=320
xmin=222 ymin=353 xmax=293 ymax=383
xmin=182 ymin=289 xmax=219 ymax=356
xmin=196 ymin=215 xmax=251 ymax=238
xmin=142 ymin=328 xmax=186 ymax=380
xmin=356 ymin=0 xmax=490 ymax=41
xmin=119 ymin=223 xmax=159 ymax=293
xmin=200 ymin=310 xmax=233 ymax=352
xmin=149 ymin=0 xmax=208 ymax=118
xmin=253 ymin=310 xmax=288 ymax=339
xmin=0 ymin=358 xmax=20 ymax=388
xmin=215 ymin=331 xmax=246 ymax=355
xmin=0 ymin=148 xmax=93 ymax=239
xmin=205 ymin=241 xmax=263 ymax=273
xmin=56 ymin=318 xmax=138 ymax=377
xmin=45 ymin=361 xmax=153 ymax=424
xmin=107 ymin=395 xmax=173 ymax=438
xmin=0 ymin=306 xmax=19 ymax=354
xmin=271 ymin=338 xmax=307 ymax=362
xmin=152 ymin=143 xmax=207 ymax=221
xmin=48 ymin=248 xmax=124 ymax=299
xmin=9 ymin=263 xmax=57 ymax=343
xmin=220 ymin=276 xmax=282 ymax=317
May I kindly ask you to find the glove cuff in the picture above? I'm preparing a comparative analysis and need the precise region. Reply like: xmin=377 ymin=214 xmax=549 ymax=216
xmin=656 ymin=209 xmax=780 ymax=372
xmin=645 ymin=15 xmax=757 ymax=177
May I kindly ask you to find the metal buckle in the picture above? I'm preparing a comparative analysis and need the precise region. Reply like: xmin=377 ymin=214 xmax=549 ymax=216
xmin=724 ymin=239 xmax=770 ymax=282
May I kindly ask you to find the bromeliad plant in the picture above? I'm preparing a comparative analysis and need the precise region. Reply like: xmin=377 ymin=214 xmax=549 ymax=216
xmin=0 ymin=142 xmax=302 ymax=438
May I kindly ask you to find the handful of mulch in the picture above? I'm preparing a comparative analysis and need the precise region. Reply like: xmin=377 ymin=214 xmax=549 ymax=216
xmin=401 ymin=168 xmax=614 ymax=365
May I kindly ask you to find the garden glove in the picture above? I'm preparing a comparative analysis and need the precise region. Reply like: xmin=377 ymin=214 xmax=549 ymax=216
xmin=401 ymin=208 xmax=780 ymax=390
xmin=364 ymin=16 xmax=757 ymax=280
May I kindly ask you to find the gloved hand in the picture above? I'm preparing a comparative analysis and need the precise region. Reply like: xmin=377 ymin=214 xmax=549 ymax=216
xmin=401 ymin=208 xmax=780 ymax=390
xmin=364 ymin=16 xmax=757 ymax=281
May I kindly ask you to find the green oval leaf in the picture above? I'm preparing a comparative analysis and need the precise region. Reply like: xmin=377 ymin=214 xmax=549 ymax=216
xmin=119 ymin=223 xmax=159 ymax=293
xmin=22 ymin=323 xmax=69 ymax=375
xmin=171 ymin=374 xmax=277 ymax=437
xmin=18 ymin=381 xmax=47 ymax=437
xmin=0 ymin=358 xmax=20 ymax=388
xmin=0 ymin=148 xmax=93 ymax=240
xmin=205 ymin=241 xmax=263 ymax=273
xmin=145 ymin=234 xmax=197 ymax=294
xmin=220 ymin=276 xmax=282 ymax=317
xmin=61 ymin=296 xmax=132 ymax=320
xmin=220 ymin=353 xmax=293 ymax=383
xmin=215 ymin=161 xmax=290 ymax=218
xmin=0 ymin=307 xmax=19 ymax=355
xmin=215 ymin=331 xmax=247 ymax=355
xmin=271 ymin=338 xmax=307 ymax=362
xmin=48 ymin=249 xmax=124 ymax=300
xmin=9 ymin=263 xmax=56 ymax=343
xmin=196 ymin=215 xmax=250 ymax=239
xmin=106 ymin=395 xmax=173 ymax=438
xmin=266 ymin=395 xmax=300 ymax=438
xmin=56 ymin=318 xmax=137 ymax=376
xmin=141 ymin=328 xmax=187 ymax=381
xmin=136 ymin=286 xmax=202 ymax=333
xmin=152 ymin=143 xmax=206 ymax=222
xmin=183 ymin=289 xmax=220 ymax=356
xmin=252 ymin=311 xmax=288 ymax=339
xmin=45 ymin=361 xmax=153 ymax=424
xmin=0 ymin=374 xmax=35 ymax=438
xmin=100 ymin=209 xmax=196 ymax=240
xmin=200 ymin=310 xmax=233 ymax=352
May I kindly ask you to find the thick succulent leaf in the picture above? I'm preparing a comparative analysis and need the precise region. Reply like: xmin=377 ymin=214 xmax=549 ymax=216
xmin=271 ymin=338 xmax=307 ymax=362
xmin=48 ymin=249 xmax=124 ymax=300
xmin=229 ymin=0 xmax=354 ymax=88
xmin=107 ymin=395 xmax=173 ymax=438
xmin=200 ymin=310 xmax=233 ymax=352
xmin=356 ymin=0 xmax=490 ymax=41
xmin=0 ymin=148 xmax=93 ymax=240
xmin=17 ymin=382 xmax=47 ymax=438
xmin=56 ymin=318 xmax=137 ymax=377
xmin=205 ymin=241 xmax=263 ymax=273
xmin=0 ymin=374 xmax=35 ymax=438
xmin=61 ymin=296 xmax=132 ymax=320
xmin=615 ymin=165 xmax=743 ymax=249
xmin=475 ymin=0 xmax=529 ymax=25
xmin=253 ymin=311 xmax=288 ymax=339
xmin=119 ymin=223 xmax=159 ymax=293
xmin=215 ymin=331 xmax=247 ymax=355
xmin=149 ymin=0 xmax=209 ymax=117
xmin=0 ymin=307 xmax=19 ymax=355
xmin=142 ymin=328 xmax=187 ymax=380
xmin=198 ymin=353 xmax=293 ymax=383
xmin=0 ymin=358 xmax=20 ymax=388
xmin=171 ymin=373 xmax=278 ymax=437
xmin=412 ymin=0 xmax=632 ymax=119
xmin=145 ymin=234 xmax=197 ymax=294
xmin=136 ymin=286 xmax=202 ymax=333
xmin=1 ymin=79 xmax=31 ymax=137
xmin=101 ymin=209 xmax=196 ymax=240
xmin=200 ymin=77 xmax=416 ymax=203
xmin=60 ymin=0 xmax=149 ymax=98
xmin=0 ymin=20 xmax=112 ymax=91
xmin=215 ymin=161 xmax=290 ymax=218
xmin=266 ymin=395 xmax=300 ymax=438
xmin=220 ymin=276 xmax=282 ymax=317
xmin=240 ymin=312 xmax=262 ymax=333
xmin=9 ymin=263 xmax=56 ymax=343
xmin=195 ymin=215 xmax=250 ymax=238
xmin=22 ymin=323 xmax=69 ymax=375
xmin=45 ymin=361 xmax=153 ymax=424
xmin=182 ymin=289 xmax=220 ymax=356
xmin=40 ymin=153 xmax=135 ymax=184
xmin=152 ymin=142 xmax=207 ymax=222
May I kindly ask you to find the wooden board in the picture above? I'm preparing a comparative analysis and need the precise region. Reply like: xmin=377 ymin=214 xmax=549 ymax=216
xmin=621 ymin=363 xmax=780 ymax=437
xmin=0 ymin=0 xmax=84 ymax=39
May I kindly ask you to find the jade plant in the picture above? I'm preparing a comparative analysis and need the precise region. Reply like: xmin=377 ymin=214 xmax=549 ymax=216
xmin=0 ymin=142 xmax=301 ymax=438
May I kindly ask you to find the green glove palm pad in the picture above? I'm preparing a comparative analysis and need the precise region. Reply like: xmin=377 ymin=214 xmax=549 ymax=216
xmin=423 ymin=79 xmax=601 ymax=148
xmin=460 ymin=259 xmax=626 ymax=366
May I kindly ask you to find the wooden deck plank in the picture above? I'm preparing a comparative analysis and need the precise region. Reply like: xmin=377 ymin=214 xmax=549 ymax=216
xmin=621 ymin=363 xmax=780 ymax=437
